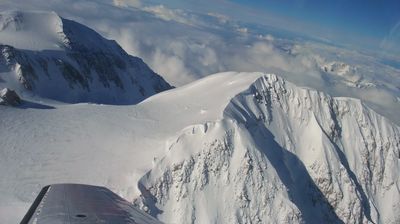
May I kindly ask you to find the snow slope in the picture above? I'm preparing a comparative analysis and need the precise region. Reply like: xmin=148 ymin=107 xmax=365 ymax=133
xmin=0 ymin=10 xmax=172 ymax=104
xmin=0 ymin=72 xmax=399 ymax=223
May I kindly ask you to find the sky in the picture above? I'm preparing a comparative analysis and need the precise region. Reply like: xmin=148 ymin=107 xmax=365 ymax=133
xmin=147 ymin=0 xmax=400 ymax=54
xmin=232 ymin=0 xmax=399 ymax=37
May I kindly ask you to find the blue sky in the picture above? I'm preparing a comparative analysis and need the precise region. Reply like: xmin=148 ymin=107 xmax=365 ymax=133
xmin=147 ymin=0 xmax=400 ymax=54
xmin=231 ymin=0 xmax=399 ymax=38
xmin=233 ymin=0 xmax=400 ymax=53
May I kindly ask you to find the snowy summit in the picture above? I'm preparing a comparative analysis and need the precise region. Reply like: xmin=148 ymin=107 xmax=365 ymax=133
xmin=0 ymin=10 xmax=172 ymax=104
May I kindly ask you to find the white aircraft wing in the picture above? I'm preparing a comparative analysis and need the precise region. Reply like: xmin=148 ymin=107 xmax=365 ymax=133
xmin=20 ymin=183 xmax=161 ymax=224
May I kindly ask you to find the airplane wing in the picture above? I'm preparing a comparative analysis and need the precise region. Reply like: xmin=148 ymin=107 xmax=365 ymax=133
xmin=20 ymin=183 xmax=162 ymax=224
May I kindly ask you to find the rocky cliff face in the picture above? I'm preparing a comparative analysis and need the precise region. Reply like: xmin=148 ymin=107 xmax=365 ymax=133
xmin=135 ymin=74 xmax=400 ymax=224
xmin=0 ymin=11 xmax=172 ymax=104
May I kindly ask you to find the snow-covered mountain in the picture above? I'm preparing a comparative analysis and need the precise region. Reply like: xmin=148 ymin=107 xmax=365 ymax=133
xmin=1 ymin=70 xmax=398 ymax=223
xmin=0 ymin=10 xmax=172 ymax=104
xmin=135 ymin=73 xmax=400 ymax=224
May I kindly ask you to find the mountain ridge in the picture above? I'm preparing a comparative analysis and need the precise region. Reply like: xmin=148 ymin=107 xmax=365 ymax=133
xmin=0 ymin=10 xmax=172 ymax=104
xmin=135 ymin=73 xmax=400 ymax=224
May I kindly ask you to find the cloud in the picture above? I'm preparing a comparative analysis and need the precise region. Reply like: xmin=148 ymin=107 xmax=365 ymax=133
xmin=207 ymin=12 xmax=229 ymax=24
xmin=236 ymin=27 xmax=248 ymax=34
xmin=152 ymin=48 xmax=194 ymax=85
xmin=113 ymin=0 xmax=141 ymax=8
xmin=258 ymin=34 xmax=274 ymax=41
xmin=142 ymin=5 xmax=192 ymax=25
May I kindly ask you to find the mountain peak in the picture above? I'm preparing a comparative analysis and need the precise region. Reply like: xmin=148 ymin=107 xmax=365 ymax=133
xmin=136 ymin=72 xmax=400 ymax=224
xmin=0 ymin=10 xmax=172 ymax=104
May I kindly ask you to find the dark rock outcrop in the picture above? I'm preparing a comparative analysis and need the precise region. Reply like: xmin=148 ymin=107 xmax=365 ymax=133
xmin=0 ymin=88 xmax=21 ymax=106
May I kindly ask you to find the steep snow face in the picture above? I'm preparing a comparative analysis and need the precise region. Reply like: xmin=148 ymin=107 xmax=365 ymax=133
xmin=136 ymin=74 xmax=400 ymax=224
xmin=0 ymin=11 xmax=172 ymax=104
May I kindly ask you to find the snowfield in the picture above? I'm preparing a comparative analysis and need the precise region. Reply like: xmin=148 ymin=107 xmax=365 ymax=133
xmin=1 ymin=72 xmax=399 ymax=223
